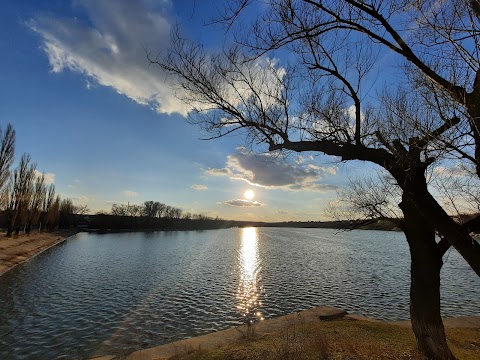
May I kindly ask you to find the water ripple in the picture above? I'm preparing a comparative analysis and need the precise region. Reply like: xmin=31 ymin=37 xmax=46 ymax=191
xmin=0 ymin=228 xmax=478 ymax=359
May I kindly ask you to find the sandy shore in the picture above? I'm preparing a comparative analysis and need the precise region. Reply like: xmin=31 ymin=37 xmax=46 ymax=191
xmin=0 ymin=229 xmax=79 ymax=276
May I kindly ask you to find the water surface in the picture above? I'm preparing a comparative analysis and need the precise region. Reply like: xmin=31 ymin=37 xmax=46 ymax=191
xmin=0 ymin=228 xmax=478 ymax=359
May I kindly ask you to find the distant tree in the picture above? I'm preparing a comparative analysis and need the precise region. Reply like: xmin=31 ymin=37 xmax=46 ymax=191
xmin=59 ymin=198 xmax=76 ymax=228
xmin=156 ymin=202 xmax=166 ymax=218
xmin=41 ymin=184 xmax=55 ymax=230
xmin=143 ymin=201 xmax=157 ymax=218
xmin=6 ymin=154 xmax=36 ymax=236
xmin=128 ymin=204 xmax=142 ymax=217
xmin=0 ymin=124 xmax=15 ymax=202
xmin=73 ymin=204 xmax=90 ymax=216
xmin=25 ymin=172 xmax=46 ymax=234
xmin=44 ymin=192 xmax=61 ymax=231
xmin=111 ymin=203 xmax=128 ymax=216
xmin=164 ymin=205 xmax=173 ymax=219
xmin=172 ymin=207 xmax=183 ymax=220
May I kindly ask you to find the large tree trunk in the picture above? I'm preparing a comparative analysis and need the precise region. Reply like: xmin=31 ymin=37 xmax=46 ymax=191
xmin=466 ymin=73 xmax=480 ymax=178
xmin=400 ymin=199 xmax=456 ymax=360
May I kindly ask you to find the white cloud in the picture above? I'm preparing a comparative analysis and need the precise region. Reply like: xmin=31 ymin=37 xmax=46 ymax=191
xmin=122 ymin=190 xmax=139 ymax=198
xmin=307 ymin=164 xmax=337 ymax=175
xmin=223 ymin=199 xmax=264 ymax=207
xmin=206 ymin=167 xmax=232 ymax=176
xmin=28 ymin=1 xmax=292 ymax=119
xmin=191 ymin=184 xmax=208 ymax=190
xmin=207 ymin=148 xmax=339 ymax=192
xmin=220 ymin=57 xmax=287 ymax=110
xmin=29 ymin=0 xmax=190 ymax=115
xmin=433 ymin=165 xmax=470 ymax=178
xmin=71 ymin=195 xmax=92 ymax=203
xmin=34 ymin=169 xmax=55 ymax=184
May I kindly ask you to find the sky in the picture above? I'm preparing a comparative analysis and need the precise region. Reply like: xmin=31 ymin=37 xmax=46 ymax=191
xmin=0 ymin=0 xmax=369 ymax=221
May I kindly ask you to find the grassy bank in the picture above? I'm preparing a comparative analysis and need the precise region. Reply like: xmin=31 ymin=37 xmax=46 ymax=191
xmin=169 ymin=318 xmax=479 ymax=360
xmin=125 ymin=307 xmax=479 ymax=360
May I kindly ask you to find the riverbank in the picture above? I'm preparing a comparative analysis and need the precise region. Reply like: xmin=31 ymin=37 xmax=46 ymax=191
xmin=111 ymin=306 xmax=479 ymax=360
xmin=0 ymin=229 xmax=79 ymax=276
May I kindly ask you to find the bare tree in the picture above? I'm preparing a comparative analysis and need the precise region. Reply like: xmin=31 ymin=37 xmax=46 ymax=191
xmin=153 ymin=2 xmax=480 ymax=357
xmin=156 ymin=202 xmax=166 ymax=218
xmin=172 ymin=207 xmax=183 ymax=220
xmin=25 ymin=172 xmax=46 ymax=234
xmin=59 ymin=198 xmax=76 ymax=228
xmin=164 ymin=205 xmax=174 ymax=219
xmin=41 ymin=184 xmax=55 ymax=230
xmin=0 ymin=124 xmax=15 ymax=199
xmin=73 ymin=204 xmax=90 ymax=216
xmin=6 ymin=154 xmax=36 ymax=236
xmin=127 ymin=204 xmax=143 ymax=217
xmin=43 ymin=187 xmax=60 ymax=231
xmin=331 ymin=172 xmax=403 ymax=225
xmin=111 ymin=203 xmax=128 ymax=216
xmin=143 ymin=200 xmax=157 ymax=218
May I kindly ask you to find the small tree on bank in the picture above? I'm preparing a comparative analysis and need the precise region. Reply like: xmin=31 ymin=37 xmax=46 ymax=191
xmin=153 ymin=1 xmax=480 ymax=358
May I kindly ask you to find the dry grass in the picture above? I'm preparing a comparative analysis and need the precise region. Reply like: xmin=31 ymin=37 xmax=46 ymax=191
xmin=0 ymin=230 xmax=78 ymax=275
xmin=170 ymin=318 xmax=480 ymax=360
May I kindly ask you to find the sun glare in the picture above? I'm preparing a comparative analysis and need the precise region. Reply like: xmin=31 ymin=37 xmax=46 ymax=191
xmin=244 ymin=189 xmax=255 ymax=200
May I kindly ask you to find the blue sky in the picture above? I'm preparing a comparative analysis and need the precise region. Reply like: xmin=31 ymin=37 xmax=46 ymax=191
xmin=0 ymin=0 xmax=360 ymax=221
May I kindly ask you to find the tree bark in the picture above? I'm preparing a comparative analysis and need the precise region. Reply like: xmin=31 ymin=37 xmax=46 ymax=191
xmin=414 ymin=190 xmax=480 ymax=277
xmin=400 ymin=198 xmax=456 ymax=360
xmin=466 ymin=70 xmax=480 ymax=178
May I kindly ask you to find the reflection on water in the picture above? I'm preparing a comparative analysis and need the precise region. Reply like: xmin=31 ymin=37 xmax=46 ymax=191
xmin=1 ymin=228 xmax=478 ymax=359
xmin=236 ymin=227 xmax=264 ymax=323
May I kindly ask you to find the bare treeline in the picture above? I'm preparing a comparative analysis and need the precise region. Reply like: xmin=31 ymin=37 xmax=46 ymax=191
xmin=0 ymin=124 xmax=87 ymax=236
xmin=110 ymin=201 xmax=212 ymax=221
xmin=89 ymin=201 xmax=227 ymax=231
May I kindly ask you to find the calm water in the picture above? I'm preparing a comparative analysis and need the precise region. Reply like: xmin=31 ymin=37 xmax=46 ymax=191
xmin=0 ymin=228 xmax=478 ymax=359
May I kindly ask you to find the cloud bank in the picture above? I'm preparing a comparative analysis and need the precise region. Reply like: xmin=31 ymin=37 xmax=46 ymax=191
xmin=122 ymin=190 xmax=139 ymax=198
xmin=191 ymin=184 xmax=208 ymax=190
xmin=223 ymin=199 xmax=264 ymax=207
xmin=29 ymin=0 xmax=189 ymax=115
xmin=34 ymin=169 xmax=55 ymax=185
xmin=207 ymin=148 xmax=338 ymax=192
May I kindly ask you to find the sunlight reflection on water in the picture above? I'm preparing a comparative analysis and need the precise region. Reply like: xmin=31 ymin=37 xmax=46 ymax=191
xmin=0 ymin=228 xmax=478 ymax=359
xmin=236 ymin=227 xmax=264 ymax=323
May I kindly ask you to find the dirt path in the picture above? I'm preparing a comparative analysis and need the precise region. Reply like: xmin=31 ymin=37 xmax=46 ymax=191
xmin=0 ymin=229 xmax=79 ymax=276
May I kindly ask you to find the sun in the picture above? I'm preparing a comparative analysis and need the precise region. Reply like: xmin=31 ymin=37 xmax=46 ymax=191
xmin=244 ymin=189 xmax=255 ymax=200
